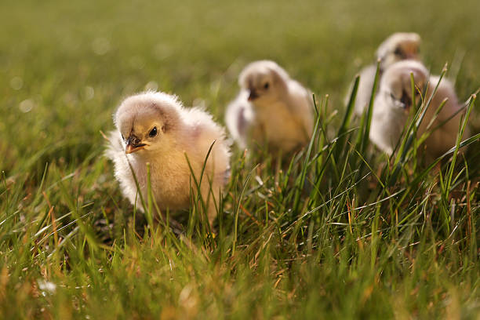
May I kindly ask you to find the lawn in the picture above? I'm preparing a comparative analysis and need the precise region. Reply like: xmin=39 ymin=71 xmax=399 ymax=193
xmin=1 ymin=0 xmax=479 ymax=318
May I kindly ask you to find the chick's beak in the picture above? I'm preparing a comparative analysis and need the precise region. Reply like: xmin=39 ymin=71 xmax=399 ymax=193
xmin=125 ymin=135 xmax=146 ymax=154
xmin=400 ymin=90 xmax=412 ymax=111
xmin=248 ymin=89 xmax=259 ymax=101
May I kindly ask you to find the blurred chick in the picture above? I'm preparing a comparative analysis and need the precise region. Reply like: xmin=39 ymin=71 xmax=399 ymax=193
xmin=225 ymin=60 xmax=314 ymax=154
xmin=106 ymin=91 xmax=231 ymax=227
xmin=351 ymin=32 xmax=421 ymax=115
xmin=376 ymin=32 xmax=421 ymax=69
xmin=370 ymin=60 xmax=469 ymax=159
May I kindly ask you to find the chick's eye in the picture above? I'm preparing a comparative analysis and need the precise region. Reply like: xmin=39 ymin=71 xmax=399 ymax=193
xmin=149 ymin=127 xmax=157 ymax=137
xmin=264 ymin=82 xmax=269 ymax=89
xmin=393 ymin=47 xmax=402 ymax=56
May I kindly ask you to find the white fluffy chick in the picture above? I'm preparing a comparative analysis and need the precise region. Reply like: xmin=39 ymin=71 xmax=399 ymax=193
xmin=370 ymin=60 xmax=468 ymax=159
xmin=352 ymin=32 xmax=421 ymax=115
xmin=225 ymin=60 xmax=314 ymax=153
xmin=106 ymin=91 xmax=231 ymax=226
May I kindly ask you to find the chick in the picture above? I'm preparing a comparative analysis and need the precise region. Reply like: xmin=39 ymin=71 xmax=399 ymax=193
xmin=352 ymin=32 xmax=421 ymax=115
xmin=376 ymin=32 xmax=421 ymax=68
xmin=106 ymin=91 xmax=231 ymax=227
xmin=370 ymin=60 xmax=468 ymax=159
xmin=225 ymin=60 xmax=314 ymax=154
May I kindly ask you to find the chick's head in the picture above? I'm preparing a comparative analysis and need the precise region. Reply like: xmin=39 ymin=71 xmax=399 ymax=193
xmin=376 ymin=32 xmax=421 ymax=69
xmin=380 ymin=60 xmax=428 ymax=112
xmin=114 ymin=92 xmax=181 ymax=154
xmin=238 ymin=60 xmax=289 ymax=104
xmin=380 ymin=60 xmax=429 ymax=112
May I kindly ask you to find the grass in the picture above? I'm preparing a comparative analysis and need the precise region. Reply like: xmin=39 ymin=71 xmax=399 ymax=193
xmin=1 ymin=0 xmax=480 ymax=318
